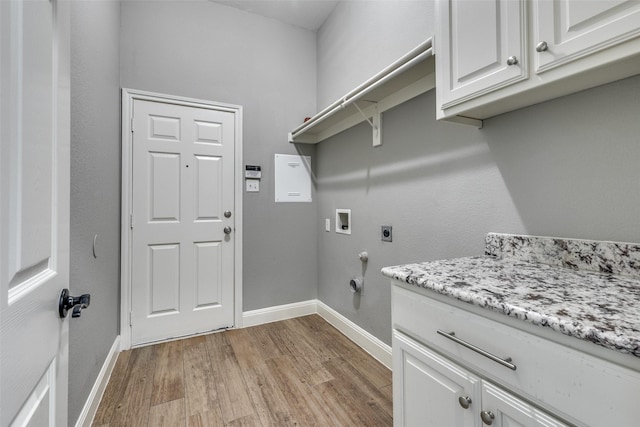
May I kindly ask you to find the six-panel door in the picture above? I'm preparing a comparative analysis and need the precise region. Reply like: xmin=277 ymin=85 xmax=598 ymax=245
xmin=130 ymin=99 xmax=235 ymax=345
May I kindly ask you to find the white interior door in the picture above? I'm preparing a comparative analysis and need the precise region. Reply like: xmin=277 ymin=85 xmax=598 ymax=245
xmin=0 ymin=0 xmax=70 ymax=426
xmin=130 ymin=99 xmax=236 ymax=346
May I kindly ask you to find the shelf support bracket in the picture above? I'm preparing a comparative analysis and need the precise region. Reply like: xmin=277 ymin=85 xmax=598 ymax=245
xmin=352 ymin=102 xmax=382 ymax=147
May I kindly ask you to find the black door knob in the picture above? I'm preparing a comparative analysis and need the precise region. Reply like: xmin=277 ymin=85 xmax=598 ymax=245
xmin=59 ymin=288 xmax=91 ymax=318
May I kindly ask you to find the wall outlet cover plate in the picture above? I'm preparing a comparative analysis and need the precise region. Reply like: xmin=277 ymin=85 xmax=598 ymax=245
xmin=246 ymin=179 xmax=260 ymax=192
xmin=381 ymin=225 xmax=392 ymax=242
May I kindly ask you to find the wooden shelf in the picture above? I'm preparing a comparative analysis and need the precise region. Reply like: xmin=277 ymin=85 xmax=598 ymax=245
xmin=289 ymin=38 xmax=436 ymax=146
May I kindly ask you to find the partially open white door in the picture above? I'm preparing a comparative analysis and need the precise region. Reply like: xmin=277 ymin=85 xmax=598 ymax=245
xmin=0 ymin=0 xmax=70 ymax=426
xmin=129 ymin=99 xmax=236 ymax=346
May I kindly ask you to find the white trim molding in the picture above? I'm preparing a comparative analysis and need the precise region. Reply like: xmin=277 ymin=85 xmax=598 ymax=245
xmin=120 ymin=88 xmax=243 ymax=349
xmin=75 ymin=336 xmax=121 ymax=427
xmin=242 ymin=300 xmax=317 ymax=327
xmin=242 ymin=300 xmax=392 ymax=369
xmin=316 ymin=301 xmax=392 ymax=369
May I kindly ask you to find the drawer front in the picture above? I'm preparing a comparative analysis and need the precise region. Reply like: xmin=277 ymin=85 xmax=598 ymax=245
xmin=392 ymin=284 xmax=640 ymax=427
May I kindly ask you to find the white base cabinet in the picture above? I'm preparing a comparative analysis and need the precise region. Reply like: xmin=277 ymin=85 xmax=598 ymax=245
xmin=392 ymin=283 xmax=640 ymax=427
xmin=394 ymin=331 xmax=568 ymax=427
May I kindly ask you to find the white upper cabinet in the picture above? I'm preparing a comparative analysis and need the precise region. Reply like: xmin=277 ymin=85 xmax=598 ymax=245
xmin=436 ymin=0 xmax=640 ymax=122
xmin=437 ymin=0 xmax=527 ymax=110
xmin=534 ymin=0 xmax=640 ymax=72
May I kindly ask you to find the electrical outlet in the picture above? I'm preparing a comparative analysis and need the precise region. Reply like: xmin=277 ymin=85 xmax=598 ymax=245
xmin=246 ymin=179 xmax=259 ymax=192
xmin=381 ymin=225 xmax=392 ymax=242
xmin=325 ymin=218 xmax=331 ymax=232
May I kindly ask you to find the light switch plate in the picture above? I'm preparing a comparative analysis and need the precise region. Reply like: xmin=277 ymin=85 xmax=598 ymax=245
xmin=246 ymin=179 xmax=259 ymax=192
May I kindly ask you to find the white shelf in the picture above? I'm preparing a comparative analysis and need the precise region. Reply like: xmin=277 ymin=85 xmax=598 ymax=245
xmin=289 ymin=38 xmax=436 ymax=145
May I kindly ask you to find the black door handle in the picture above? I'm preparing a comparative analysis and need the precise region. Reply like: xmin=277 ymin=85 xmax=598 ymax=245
xmin=59 ymin=288 xmax=91 ymax=318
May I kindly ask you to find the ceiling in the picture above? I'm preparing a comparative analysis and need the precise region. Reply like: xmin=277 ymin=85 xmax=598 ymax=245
xmin=211 ymin=0 xmax=339 ymax=31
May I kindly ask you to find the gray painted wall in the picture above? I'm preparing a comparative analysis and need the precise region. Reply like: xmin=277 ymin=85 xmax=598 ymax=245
xmin=316 ymin=2 xmax=640 ymax=345
xmin=316 ymin=0 xmax=433 ymax=109
xmin=69 ymin=1 xmax=121 ymax=425
xmin=119 ymin=1 xmax=318 ymax=311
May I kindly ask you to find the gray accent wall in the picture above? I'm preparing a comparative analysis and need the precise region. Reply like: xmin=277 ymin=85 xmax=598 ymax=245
xmin=316 ymin=0 xmax=433 ymax=109
xmin=316 ymin=3 xmax=640 ymax=346
xmin=119 ymin=1 xmax=318 ymax=311
xmin=69 ymin=1 xmax=121 ymax=425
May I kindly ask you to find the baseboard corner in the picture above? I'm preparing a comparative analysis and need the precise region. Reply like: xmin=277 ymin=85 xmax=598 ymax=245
xmin=241 ymin=299 xmax=392 ymax=370
xmin=316 ymin=301 xmax=392 ymax=369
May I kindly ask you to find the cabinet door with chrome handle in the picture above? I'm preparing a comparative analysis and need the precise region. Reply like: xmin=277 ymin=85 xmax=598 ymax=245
xmin=392 ymin=331 xmax=480 ymax=427
xmin=436 ymin=0 xmax=527 ymax=110
xmin=481 ymin=381 xmax=570 ymax=427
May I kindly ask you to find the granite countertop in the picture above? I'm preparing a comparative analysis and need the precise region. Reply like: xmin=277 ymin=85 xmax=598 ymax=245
xmin=382 ymin=255 xmax=640 ymax=357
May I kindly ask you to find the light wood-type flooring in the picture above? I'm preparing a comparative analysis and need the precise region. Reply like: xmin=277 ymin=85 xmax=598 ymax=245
xmin=92 ymin=314 xmax=392 ymax=426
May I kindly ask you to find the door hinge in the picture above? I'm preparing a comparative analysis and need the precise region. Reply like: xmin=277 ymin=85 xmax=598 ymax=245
xmin=129 ymin=312 xmax=133 ymax=327
xmin=130 ymin=117 xmax=134 ymax=133
xmin=129 ymin=214 xmax=133 ymax=229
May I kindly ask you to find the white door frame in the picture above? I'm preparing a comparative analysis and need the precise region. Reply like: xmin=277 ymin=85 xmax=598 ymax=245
xmin=120 ymin=88 xmax=243 ymax=350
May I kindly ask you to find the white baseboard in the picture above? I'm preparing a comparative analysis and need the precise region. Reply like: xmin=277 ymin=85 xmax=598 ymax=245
xmin=242 ymin=299 xmax=392 ymax=370
xmin=316 ymin=301 xmax=392 ymax=369
xmin=76 ymin=335 xmax=121 ymax=427
xmin=242 ymin=300 xmax=317 ymax=327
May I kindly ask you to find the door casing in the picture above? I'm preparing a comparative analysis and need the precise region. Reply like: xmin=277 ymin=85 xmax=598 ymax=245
xmin=120 ymin=88 xmax=243 ymax=349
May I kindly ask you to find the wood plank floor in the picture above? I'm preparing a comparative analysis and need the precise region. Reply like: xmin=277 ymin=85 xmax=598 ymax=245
xmin=93 ymin=315 xmax=392 ymax=426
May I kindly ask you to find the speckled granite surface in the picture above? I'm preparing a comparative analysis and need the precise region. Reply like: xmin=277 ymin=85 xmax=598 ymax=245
xmin=382 ymin=253 xmax=640 ymax=357
xmin=485 ymin=233 xmax=640 ymax=279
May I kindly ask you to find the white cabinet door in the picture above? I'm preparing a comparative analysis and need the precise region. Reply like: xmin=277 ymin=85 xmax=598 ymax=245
xmin=393 ymin=331 xmax=480 ymax=427
xmin=436 ymin=0 xmax=528 ymax=110
xmin=534 ymin=0 xmax=640 ymax=73
xmin=480 ymin=382 xmax=569 ymax=427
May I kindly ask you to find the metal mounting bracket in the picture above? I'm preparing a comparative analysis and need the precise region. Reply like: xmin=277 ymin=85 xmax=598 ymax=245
xmin=353 ymin=102 xmax=382 ymax=147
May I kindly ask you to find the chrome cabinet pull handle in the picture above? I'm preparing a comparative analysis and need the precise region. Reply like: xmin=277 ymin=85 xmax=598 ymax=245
xmin=506 ymin=55 xmax=518 ymax=66
xmin=481 ymin=410 xmax=495 ymax=425
xmin=458 ymin=395 xmax=472 ymax=409
xmin=437 ymin=330 xmax=517 ymax=371
xmin=535 ymin=41 xmax=548 ymax=52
